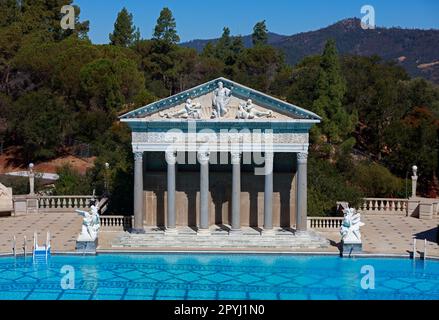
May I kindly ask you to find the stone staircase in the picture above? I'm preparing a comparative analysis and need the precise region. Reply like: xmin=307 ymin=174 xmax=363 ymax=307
xmin=111 ymin=227 xmax=330 ymax=250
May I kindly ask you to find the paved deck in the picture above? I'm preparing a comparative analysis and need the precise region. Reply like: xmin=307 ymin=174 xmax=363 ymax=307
xmin=0 ymin=213 xmax=82 ymax=254
xmin=0 ymin=214 xmax=437 ymax=257
xmin=324 ymin=215 xmax=439 ymax=257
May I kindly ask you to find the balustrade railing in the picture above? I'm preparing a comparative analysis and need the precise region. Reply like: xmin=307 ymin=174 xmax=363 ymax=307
xmin=100 ymin=215 xmax=133 ymax=231
xmin=38 ymin=196 xmax=95 ymax=212
xmin=357 ymin=198 xmax=407 ymax=215
xmin=307 ymin=217 xmax=343 ymax=230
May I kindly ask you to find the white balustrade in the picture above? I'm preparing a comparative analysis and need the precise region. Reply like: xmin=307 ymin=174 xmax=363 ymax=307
xmin=100 ymin=215 xmax=133 ymax=231
xmin=358 ymin=198 xmax=408 ymax=215
xmin=307 ymin=217 xmax=343 ymax=230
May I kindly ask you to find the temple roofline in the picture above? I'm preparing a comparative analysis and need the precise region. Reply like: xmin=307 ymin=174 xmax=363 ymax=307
xmin=119 ymin=77 xmax=322 ymax=121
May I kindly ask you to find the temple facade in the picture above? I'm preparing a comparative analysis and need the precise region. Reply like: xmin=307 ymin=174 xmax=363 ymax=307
xmin=119 ymin=78 xmax=321 ymax=235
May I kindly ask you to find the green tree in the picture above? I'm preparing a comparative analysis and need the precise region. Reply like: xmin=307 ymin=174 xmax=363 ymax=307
xmin=312 ymin=40 xmax=354 ymax=144
xmin=80 ymin=58 xmax=145 ymax=111
xmin=8 ymin=90 xmax=72 ymax=161
xmin=252 ymin=20 xmax=268 ymax=46
xmin=234 ymin=45 xmax=285 ymax=91
xmin=384 ymin=106 xmax=438 ymax=195
xmin=109 ymin=7 xmax=137 ymax=47
xmin=54 ymin=164 xmax=91 ymax=195
xmin=153 ymin=7 xmax=180 ymax=44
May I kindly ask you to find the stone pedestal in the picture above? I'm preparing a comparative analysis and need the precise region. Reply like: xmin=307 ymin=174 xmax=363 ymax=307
xmin=76 ymin=236 xmax=98 ymax=253
xmin=342 ymin=240 xmax=362 ymax=256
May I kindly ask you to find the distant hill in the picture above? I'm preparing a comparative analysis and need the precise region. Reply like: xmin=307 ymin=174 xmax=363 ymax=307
xmin=181 ymin=18 xmax=439 ymax=83
xmin=181 ymin=32 xmax=286 ymax=52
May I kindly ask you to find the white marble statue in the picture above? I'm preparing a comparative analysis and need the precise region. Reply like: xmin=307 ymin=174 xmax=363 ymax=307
xmin=76 ymin=204 xmax=100 ymax=241
xmin=340 ymin=207 xmax=365 ymax=243
xmin=160 ymin=99 xmax=202 ymax=119
xmin=236 ymin=99 xmax=273 ymax=119
xmin=211 ymin=81 xmax=231 ymax=118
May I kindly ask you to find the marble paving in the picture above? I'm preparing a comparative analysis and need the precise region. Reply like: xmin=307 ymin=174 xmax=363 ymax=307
xmin=0 ymin=213 xmax=82 ymax=255
xmin=0 ymin=214 xmax=437 ymax=256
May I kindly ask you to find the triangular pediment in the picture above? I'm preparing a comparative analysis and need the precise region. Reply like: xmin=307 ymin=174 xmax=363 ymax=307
xmin=119 ymin=77 xmax=321 ymax=121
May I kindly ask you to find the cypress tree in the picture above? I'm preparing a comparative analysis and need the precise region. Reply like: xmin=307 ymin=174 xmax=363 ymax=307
xmin=312 ymin=39 xmax=354 ymax=144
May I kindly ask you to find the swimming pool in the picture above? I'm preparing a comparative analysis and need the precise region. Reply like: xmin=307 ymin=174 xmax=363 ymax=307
xmin=0 ymin=254 xmax=438 ymax=300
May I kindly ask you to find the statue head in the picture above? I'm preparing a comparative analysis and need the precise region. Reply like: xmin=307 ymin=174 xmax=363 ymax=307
xmin=247 ymin=99 xmax=253 ymax=106
xmin=412 ymin=165 xmax=418 ymax=177
xmin=218 ymin=81 xmax=223 ymax=89
xmin=186 ymin=98 xmax=192 ymax=104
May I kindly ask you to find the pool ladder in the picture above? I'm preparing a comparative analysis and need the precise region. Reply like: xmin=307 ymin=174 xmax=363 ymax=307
xmin=12 ymin=235 xmax=28 ymax=258
xmin=32 ymin=231 xmax=51 ymax=263
xmin=412 ymin=238 xmax=428 ymax=260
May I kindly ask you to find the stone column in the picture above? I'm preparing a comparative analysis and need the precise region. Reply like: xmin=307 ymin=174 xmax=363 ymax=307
xmin=230 ymin=152 xmax=242 ymax=234
xmin=263 ymin=152 xmax=274 ymax=234
xmin=133 ymin=151 xmax=144 ymax=233
xmin=28 ymin=163 xmax=35 ymax=195
xmin=411 ymin=165 xmax=418 ymax=198
xmin=166 ymin=151 xmax=177 ymax=233
xmin=296 ymin=152 xmax=308 ymax=232
xmin=198 ymin=151 xmax=210 ymax=235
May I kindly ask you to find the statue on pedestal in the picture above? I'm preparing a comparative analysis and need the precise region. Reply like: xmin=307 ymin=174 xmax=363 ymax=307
xmin=211 ymin=81 xmax=231 ymax=118
xmin=340 ymin=207 xmax=364 ymax=255
xmin=76 ymin=204 xmax=100 ymax=242
xmin=236 ymin=99 xmax=273 ymax=119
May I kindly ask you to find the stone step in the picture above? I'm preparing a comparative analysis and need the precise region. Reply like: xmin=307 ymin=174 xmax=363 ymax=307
xmin=112 ymin=230 xmax=330 ymax=249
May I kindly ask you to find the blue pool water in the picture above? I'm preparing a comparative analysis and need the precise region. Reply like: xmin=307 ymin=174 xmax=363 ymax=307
xmin=0 ymin=254 xmax=438 ymax=300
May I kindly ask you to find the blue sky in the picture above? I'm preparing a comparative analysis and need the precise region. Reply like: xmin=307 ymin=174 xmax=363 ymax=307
xmin=74 ymin=0 xmax=439 ymax=44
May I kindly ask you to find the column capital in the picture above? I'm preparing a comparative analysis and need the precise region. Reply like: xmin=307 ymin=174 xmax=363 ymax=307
xmin=165 ymin=150 xmax=177 ymax=165
xmin=134 ymin=151 xmax=143 ymax=161
xmin=297 ymin=152 xmax=308 ymax=163
xmin=197 ymin=151 xmax=210 ymax=164
xmin=231 ymin=152 xmax=241 ymax=164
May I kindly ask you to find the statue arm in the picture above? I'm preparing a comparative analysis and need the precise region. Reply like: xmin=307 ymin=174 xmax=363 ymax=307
xmin=75 ymin=209 xmax=88 ymax=217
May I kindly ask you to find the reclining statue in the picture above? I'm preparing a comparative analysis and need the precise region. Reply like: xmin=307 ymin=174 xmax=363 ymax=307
xmin=160 ymin=99 xmax=202 ymax=119
xmin=236 ymin=99 xmax=273 ymax=119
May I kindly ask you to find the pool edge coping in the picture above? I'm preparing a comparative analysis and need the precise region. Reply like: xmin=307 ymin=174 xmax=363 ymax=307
xmin=1 ymin=250 xmax=438 ymax=261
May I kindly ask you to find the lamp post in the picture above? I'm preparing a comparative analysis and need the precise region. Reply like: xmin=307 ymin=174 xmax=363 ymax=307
xmin=28 ymin=163 xmax=35 ymax=195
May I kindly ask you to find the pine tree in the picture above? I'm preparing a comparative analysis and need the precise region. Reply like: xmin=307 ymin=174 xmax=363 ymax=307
xmin=153 ymin=7 xmax=180 ymax=44
xmin=109 ymin=7 xmax=136 ymax=47
xmin=312 ymin=39 xmax=354 ymax=144
xmin=252 ymin=20 xmax=268 ymax=46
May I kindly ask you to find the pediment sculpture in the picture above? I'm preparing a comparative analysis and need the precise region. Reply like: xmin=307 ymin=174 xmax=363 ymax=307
xmin=211 ymin=81 xmax=231 ymax=118
xmin=236 ymin=99 xmax=273 ymax=119
xmin=160 ymin=99 xmax=202 ymax=119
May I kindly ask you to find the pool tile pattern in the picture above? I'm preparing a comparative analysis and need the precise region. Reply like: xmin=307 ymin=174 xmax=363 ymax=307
xmin=0 ymin=254 xmax=439 ymax=300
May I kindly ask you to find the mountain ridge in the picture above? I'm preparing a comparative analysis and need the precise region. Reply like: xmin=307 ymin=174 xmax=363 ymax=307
xmin=181 ymin=18 xmax=439 ymax=83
